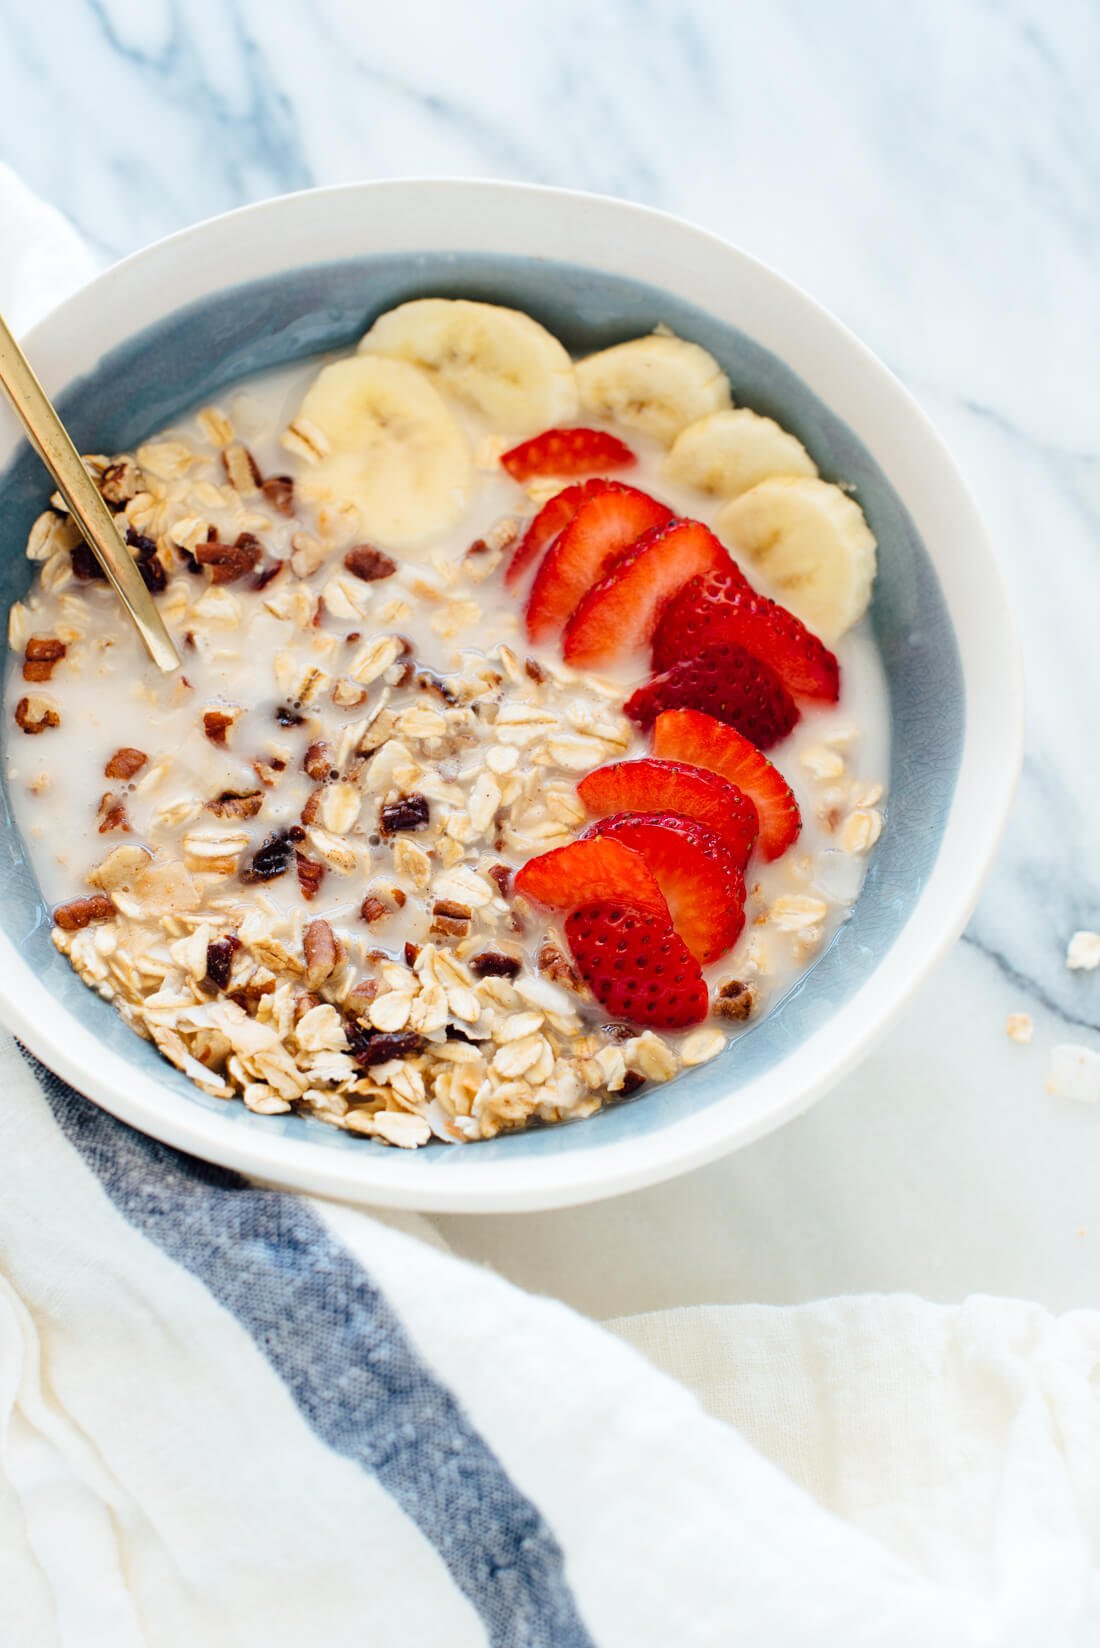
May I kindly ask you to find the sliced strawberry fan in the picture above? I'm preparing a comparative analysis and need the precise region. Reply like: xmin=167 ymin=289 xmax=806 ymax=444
xmin=578 ymin=757 xmax=758 ymax=866
xmin=652 ymin=708 xmax=801 ymax=860
xmin=653 ymin=569 xmax=840 ymax=702
xmin=626 ymin=641 xmax=800 ymax=751
xmin=565 ymin=901 xmax=709 ymax=1030
xmin=525 ymin=485 xmax=673 ymax=644
xmin=586 ymin=811 xmax=746 ymax=964
xmin=562 ymin=518 xmax=730 ymax=668
xmin=501 ymin=427 xmax=636 ymax=482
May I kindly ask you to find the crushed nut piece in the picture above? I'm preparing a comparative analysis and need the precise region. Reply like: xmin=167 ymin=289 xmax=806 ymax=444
xmin=206 ymin=789 xmax=264 ymax=820
xmin=344 ymin=544 xmax=397 ymax=582
xmin=303 ymin=919 xmax=343 ymax=988
xmin=713 ymin=980 xmax=755 ymax=1022
xmin=195 ymin=532 xmax=263 ymax=585
xmin=53 ymin=894 xmax=115 ymax=932
xmin=295 ymin=852 xmax=325 ymax=901
xmin=14 ymin=695 xmax=59 ymax=734
xmin=202 ymin=709 xmax=236 ymax=745
xmin=105 ymin=747 xmax=148 ymax=781
xmin=22 ymin=636 xmax=66 ymax=682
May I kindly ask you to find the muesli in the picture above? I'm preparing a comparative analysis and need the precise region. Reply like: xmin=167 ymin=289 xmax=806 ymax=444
xmin=4 ymin=299 xmax=886 ymax=1145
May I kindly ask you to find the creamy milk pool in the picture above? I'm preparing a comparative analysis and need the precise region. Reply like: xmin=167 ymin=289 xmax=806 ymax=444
xmin=2 ymin=321 xmax=890 ymax=1146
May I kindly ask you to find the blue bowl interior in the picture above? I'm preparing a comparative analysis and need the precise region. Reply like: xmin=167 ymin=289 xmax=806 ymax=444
xmin=0 ymin=255 xmax=962 ymax=1168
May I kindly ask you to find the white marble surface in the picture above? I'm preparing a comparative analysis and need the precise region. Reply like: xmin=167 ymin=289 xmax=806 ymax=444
xmin=2 ymin=0 xmax=1098 ymax=1316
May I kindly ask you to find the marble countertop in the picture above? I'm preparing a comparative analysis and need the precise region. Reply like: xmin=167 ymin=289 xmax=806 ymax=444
xmin=2 ymin=0 xmax=1097 ymax=1317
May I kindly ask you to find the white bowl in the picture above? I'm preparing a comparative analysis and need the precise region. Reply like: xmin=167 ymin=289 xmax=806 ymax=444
xmin=0 ymin=180 xmax=1022 ymax=1211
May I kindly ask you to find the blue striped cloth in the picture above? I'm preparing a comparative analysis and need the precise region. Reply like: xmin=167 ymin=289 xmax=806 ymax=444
xmin=0 ymin=1036 xmax=977 ymax=1646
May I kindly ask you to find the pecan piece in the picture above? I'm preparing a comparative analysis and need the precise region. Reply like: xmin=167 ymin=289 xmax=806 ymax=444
xmin=261 ymin=475 xmax=295 ymax=516
xmin=22 ymin=636 xmax=66 ymax=682
xmin=303 ymin=918 xmax=343 ymax=988
xmin=205 ymin=789 xmax=264 ymax=820
xmin=619 ymin=1071 xmax=647 ymax=1096
xmin=343 ymin=544 xmax=396 ymax=582
xmin=431 ymin=898 xmax=472 ymax=939
xmin=295 ymin=851 xmax=325 ymax=901
xmin=470 ymin=950 xmax=521 ymax=980
xmin=97 ymin=793 xmax=130 ymax=834
xmin=344 ymin=978 xmax=380 ymax=1019
xmin=348 ymin=1028 xmax=425 ymax=1068
xmin=241 ymin=829 xmax=294 ymax=882
xmin=202 ymin=709 xmax=235 ymax=745
xmin=360 ymin=894 xmax=390 ymax=924
xmin=53 ymin=894 xmax=115 ymax=932
xmin=194 ymin=531 xmax=263 ymax=585
xmin=300 ymin=787 xmax=324 ymax=826
xmin=205 ymin=934 xmax=241 ymax=991
xmin=105 ymin=747 xmax=147 ymax=780
xmin=303 ymin=739 xmax=334 ymax=781
xmin=15 ymin=696 xmax=59 ymax=735
xmin=538 ymin=941 xmax=583 ymax=991
xmin=99 ymin=457 xmax=142 ymax=507
xmin=221 ymin=443 xmax=262 ymax=494
xmin=487 ymin=863 xmax=512 ymax=897
xmin=252 ymin=756 xmax=286 ymax=787
xmin=404 ymin=940 xmax=421 ymax=967
xmin=379 ymin=793 xmax=430 ymax=835
xmin=253 ymin=559 xmax=285 ymax=591
xmin=713 ymin=980 xmax=754 ymax=1023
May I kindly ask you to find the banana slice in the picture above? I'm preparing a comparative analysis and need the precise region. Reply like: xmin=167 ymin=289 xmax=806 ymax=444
xmin=291 ymin=355 xmax=472 ymax=549
xmin=359 ymin=298 xmax=578 ymax=435
xmin=716 ymin=477 xmax=876 ymax=642
xmin=662 ymin=408 xmax=818 ymax=498
xmin=574 ymin=335 xmax=732 ymax=446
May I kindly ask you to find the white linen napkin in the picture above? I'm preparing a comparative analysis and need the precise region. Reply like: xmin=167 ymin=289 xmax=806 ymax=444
xmin=1 ymin=162 xmax=1097 ymax=1645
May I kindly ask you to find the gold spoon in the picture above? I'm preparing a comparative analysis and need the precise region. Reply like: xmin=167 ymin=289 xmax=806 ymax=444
xmin=0 ymin=311 xmax=180 ymax=673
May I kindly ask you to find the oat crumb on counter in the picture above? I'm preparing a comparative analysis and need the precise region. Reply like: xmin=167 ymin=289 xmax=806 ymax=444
xmin=1066 ymin=931 xmax=1100 ymax=972
xmin=1005 ymin=1012 xmax=1033 ymax=1045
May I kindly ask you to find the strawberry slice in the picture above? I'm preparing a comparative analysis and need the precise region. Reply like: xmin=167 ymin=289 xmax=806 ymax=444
xmin=577 ymin=757 xmax=757 ymax=866
xmin=565 ymin=901 xmax=709 ymax=1030
xmin=652 ymin=708 xmax=801 ymax=860
xmin=525 ymin=486 xmax=673 ymax=643
xmin=501 ymin=427 xmax=636 ymax=482
xmin=587 ymin=811 xmax=745 ymax=964
xmin=562 ymin=518 xmax=730 ymax=668
xmin=653 ymin=570 xmax=839 ymax=702
xmin=626 ymin=643 xmax=799 ymax=751
xmin=514 ymin=834 xmax=669 ymax=917
xmin=506 ymin=477 xmax=623 ymax=588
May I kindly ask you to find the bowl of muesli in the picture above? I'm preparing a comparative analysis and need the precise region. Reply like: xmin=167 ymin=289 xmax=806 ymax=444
xmin=0 ymin=181 xmax=1020 ymax=1211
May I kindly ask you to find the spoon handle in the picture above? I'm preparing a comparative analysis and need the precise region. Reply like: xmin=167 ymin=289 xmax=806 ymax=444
xmin=0 ymin=312 xmax=179 ymax=673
